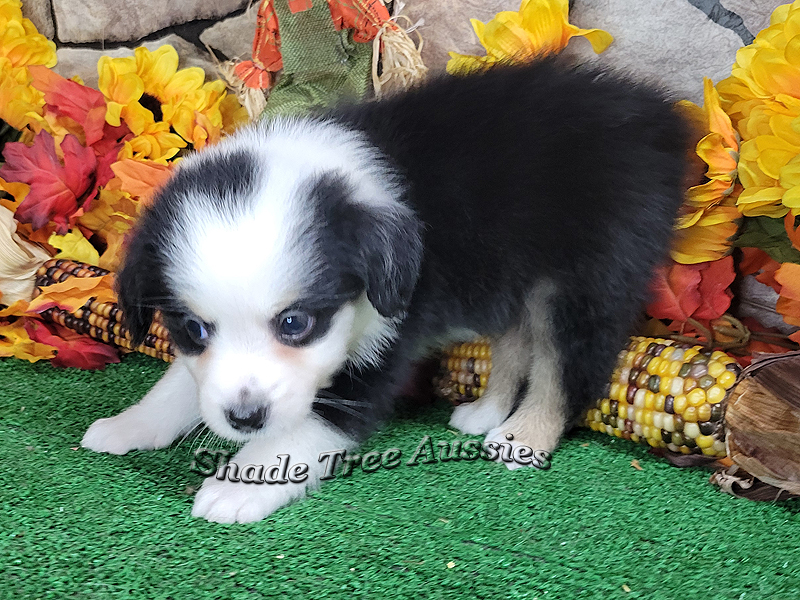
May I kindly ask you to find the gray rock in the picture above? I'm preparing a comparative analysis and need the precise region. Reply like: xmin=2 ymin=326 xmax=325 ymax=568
xmin=403 ymin=0 xmax=508 ymax=73
xmin=53 ymin=34 xmax=220 ymax=89
xmin=200 ymin=7 xmax=257 ymax=60
xmin=22 ymin=0 xmax=55 ymax=40
xmin=52 ymin=0 xmax=250 ymax=43
xmin=568 ymin=0 xmax=744 ymax=104
xmin=404 ymin=0 xmax=749 ymax=104
xmin=720 ymin=0 xmax=787 ymax=40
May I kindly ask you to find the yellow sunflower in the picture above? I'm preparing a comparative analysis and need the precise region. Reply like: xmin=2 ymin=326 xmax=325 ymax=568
xmin=98 ymin=45 xmax=246 ymax=159
xmin=673 ymin=78 xmax=742 ymax=264
xmin=0 ymin=0 xmax=56 ymax=70
xmin=716 ymin=0 xmax=800 ymax=217
xmin=447 ymin=0 xmax=613 ymax=75
xmin=0 ymin=0 xmax=55 ymax=131
xmin=0 ymin=57 xmax=44 ymax=130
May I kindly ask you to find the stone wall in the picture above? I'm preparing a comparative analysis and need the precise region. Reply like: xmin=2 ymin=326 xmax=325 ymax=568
xmin=22 ymin=0 xmax=258 ymax=86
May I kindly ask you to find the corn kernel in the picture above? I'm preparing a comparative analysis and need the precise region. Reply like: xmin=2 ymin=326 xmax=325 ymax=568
xmin=670 ymin=377 xmax=684 ymax=396
xmin=687 ymin=388 xmax=707 ymax=406
xmin=618 ymin=403 xmax=628 ymax=419
xmin=647 ymin=357 xmax=662 ymax=374
xmin=684 ymin=422 xmax=700 ymax=440
xmin=707 ymin=360 xmax=726 ymax=378
xmin=706 ymin=384 xmax=726 ymax=404
xmin=718 ymin=370 xmax=736 ymax=389
xmin=663 ymin=414 xmax=675 ymax=432
xmin=684 ymin=406 xmax=698 ymax=422
xmin=696 ymin=435 xmax=714 ymax=449
xmin=667 ymin=360 xmax=682 ymax=377
xmin=601 ymin=398 xmax=611 ymax=415
xmin=644 ymin=391 xmax=656 ymax=410
xmin=643 ymin=410 xmax=654 ymax=426
xmin=654 ymin=394 xmax=666 ymax=412
xmin=634 ymin=389 xmax=647 ymax=408
xmin=697 ymin=403 xmax=712 ymax=422
xmin=653 ymin=412 xmax=664 ymax=429
xmin=673 ymin=394 xmax=688 ymax=414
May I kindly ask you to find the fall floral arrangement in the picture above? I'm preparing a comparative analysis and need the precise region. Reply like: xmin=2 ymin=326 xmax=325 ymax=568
xmin=0 ymin=0 xmax=248 ymax=368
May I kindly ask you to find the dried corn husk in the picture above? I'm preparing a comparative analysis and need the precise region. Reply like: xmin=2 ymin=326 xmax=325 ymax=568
xmin=723 ymin=351 xmax=800 ymax=497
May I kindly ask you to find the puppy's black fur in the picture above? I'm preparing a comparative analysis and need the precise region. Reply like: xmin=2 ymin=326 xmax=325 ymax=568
xmin=118 ymin=57 xmax=690 ymax=445
xmin=320 ymin=58 xmax=690 ymax=437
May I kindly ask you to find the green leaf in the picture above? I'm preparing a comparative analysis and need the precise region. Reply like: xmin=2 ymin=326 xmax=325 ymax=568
xmin=735 ymin=216 xmax=800 ymax=264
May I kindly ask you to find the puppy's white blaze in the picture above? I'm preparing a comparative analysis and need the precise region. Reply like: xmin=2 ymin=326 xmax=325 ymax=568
xmin=244 ymin=117 xmax=403 ymax=212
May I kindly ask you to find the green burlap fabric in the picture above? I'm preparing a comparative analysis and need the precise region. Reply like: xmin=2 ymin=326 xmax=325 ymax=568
xmin=261 ymin=0 xmax=374 ymax=119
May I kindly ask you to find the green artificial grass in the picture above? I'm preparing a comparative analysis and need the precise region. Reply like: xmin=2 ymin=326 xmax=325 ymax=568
xmin=2 ymin=354 xmax=800 ymax=600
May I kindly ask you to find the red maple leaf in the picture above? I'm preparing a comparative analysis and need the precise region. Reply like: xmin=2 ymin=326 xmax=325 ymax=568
xmin=0 ymin=132 xmax=98 ymax=233
xmin=25 ymin=319 xmax=120 ymax=369
xmin=28 ymin=65 xmax=109 ymax=147
xmin=646 ymin=263 xmax=703 ymax=321
xmin=694 ymin=256 xmax=736 ymax=320
xmin=647 ymin=257 xmax=735 ymax=322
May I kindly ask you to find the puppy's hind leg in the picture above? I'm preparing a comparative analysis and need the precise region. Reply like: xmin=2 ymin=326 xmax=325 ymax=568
xmin=82 ymin=356 xmax=202 ymax=455
xmin=449 ymin=324 xmax=531 ymax=435
xmin=485 ymin=282 xmax=568 ymax=468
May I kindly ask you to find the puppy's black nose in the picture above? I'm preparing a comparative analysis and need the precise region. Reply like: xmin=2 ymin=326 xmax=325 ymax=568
xmin=225 ymin=405 xmax=268 ymax=432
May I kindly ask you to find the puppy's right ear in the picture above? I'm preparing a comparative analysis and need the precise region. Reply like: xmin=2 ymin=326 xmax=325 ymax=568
xmin=115 ymin=230 xmax=167 ymax=347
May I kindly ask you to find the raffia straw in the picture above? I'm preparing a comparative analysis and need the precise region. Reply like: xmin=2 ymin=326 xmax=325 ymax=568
xmin=372 ymin=13 xmax=428 ymax=99
xmin=205 ymin=42 xmax=268 ymax=121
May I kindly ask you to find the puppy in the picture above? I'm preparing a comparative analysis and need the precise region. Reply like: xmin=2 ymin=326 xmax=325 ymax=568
xmin=82 ymin=57 xmax=690 ymax=523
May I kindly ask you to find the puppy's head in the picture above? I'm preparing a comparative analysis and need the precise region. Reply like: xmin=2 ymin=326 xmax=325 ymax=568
xmin=117 ymin=119 xmax=422 ymax=441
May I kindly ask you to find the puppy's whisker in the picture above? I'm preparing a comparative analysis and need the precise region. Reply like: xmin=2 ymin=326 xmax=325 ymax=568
xmin=171 ymin=418 xmax=204 ymax=452
xmin=313 ymin=398 xmax=367 ymax=421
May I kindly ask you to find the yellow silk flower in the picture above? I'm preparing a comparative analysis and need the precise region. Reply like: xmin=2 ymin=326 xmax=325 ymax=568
xmin=98 ymin=45 xmax=247 ymax=160
xmin=0 ymin=0 xmax=56 ymax=130
xmin=673 ymin=78 xmax=742 ymax=264
xmin=0 ymin=0 xmax=56 ymax=70
xmin=447 ymin=0 xmax=613 ymax=75
xmin=716 ymin=0 xmax=800 ymax=217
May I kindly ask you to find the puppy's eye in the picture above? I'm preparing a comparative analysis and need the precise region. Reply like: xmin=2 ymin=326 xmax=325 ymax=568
xmin=185 ymin=318 xmax=211 ymax=346
xmin=276 ymin=309 xmax=316 ymax=345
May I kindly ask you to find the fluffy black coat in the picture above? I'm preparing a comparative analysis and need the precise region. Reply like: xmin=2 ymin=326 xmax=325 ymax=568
xmin=320 ymin=58 xmax=690 ymax=437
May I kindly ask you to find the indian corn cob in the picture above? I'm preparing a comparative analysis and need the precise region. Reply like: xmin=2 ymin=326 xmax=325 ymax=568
xmin=34 ymin=258 xmax=175 ymax=363
xmin=435 ymin=336 xmax=742 ymax=458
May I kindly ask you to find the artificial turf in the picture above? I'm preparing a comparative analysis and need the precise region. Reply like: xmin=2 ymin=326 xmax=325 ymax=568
xmin=1 ymin=354 xmax=799 ymax=599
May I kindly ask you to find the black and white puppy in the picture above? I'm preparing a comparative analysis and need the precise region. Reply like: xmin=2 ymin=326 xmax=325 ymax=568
xmin=82 ymin=58 xmax=690 ymax=523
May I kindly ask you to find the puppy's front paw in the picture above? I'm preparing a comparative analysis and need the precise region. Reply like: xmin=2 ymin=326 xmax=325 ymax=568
xmin=484 ymin=427 xmax=554 ymax=471
xmin=82 ymin=408 xmax=174 ymax=455
xmin=192 ymin=476 xmax=305 ymax=524
xmin=449 ymin=398 xmax=507 ymax=435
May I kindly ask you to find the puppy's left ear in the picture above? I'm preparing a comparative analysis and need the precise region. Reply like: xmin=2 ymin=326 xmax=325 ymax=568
xmin=358 ymin=202 xmax=423 ymax=318
xmin=315 ymin=175 xmax=423 ymax=318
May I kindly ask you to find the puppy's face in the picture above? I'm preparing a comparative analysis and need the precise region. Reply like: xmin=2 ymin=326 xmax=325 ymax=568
xmin=117 ymin=120 xmax=422 ymax=441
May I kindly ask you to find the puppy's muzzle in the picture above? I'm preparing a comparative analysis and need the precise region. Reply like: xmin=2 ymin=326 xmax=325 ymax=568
xmin=225 ymin=404 xmax=269 ymax=432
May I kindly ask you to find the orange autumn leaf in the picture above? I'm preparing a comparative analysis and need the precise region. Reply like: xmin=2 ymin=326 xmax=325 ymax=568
xmin=0 ymin=318 xmax=57 ymax=362
xmin=0 ymin=298 xmax=30 ymax=317
xmin=108 ymin=159 xmax=173 ymax=204
xmin=774 ymin=263 xmax=800 ymax=327
xmin=27 ymin=274 xmax=116 ymax=314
